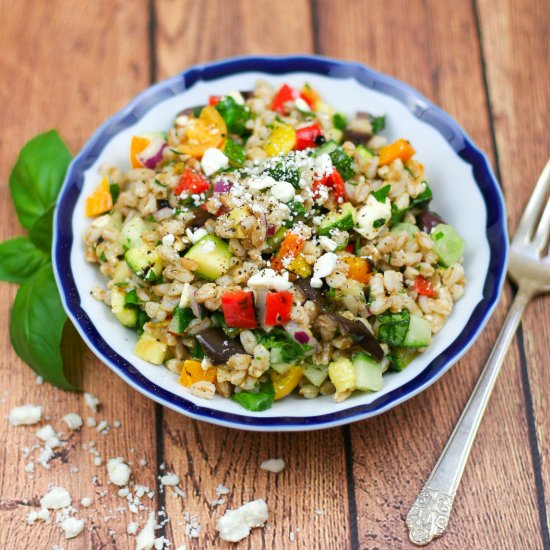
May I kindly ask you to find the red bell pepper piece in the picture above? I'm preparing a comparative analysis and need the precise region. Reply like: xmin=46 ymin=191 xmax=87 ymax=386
xmin=264 ymin=291 xmax=293 ymax=326
xmin=221 ymin=291 xmax=258 ymax=329
xmin=208 ymin=95 xmax=221 ymax=106
xmin=312 ymin=168 xmax=347 ymax=203
xmin=272 ymin=84 xmax=299 ymax=114
xmin=175 ymin=169 xmax=211 ymax=196
xmin=345 ymin=243 xmax=355 ymax=254
xmin=294 ymin=122 xmax=323 ymax=150
xmin=413 ymin=276 xmax=436 ymax=297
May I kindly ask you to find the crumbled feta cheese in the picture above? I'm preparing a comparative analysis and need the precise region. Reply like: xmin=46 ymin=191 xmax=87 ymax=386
xmin=161 ymin=233 xmax=175 ymax=246
xmin=96 ymin=420 xmax=109 ymax=433
xmin=318 ymin=236 xmax=338 ymax=252
xmin=8 ymin=404 xmax=42 ymax=425
xmin=84 ymin=392 xmax=100 ymax=413
xmin=216 ymin=499 xmax=268 ymax=542
xmin=40 ymin=487 xmax=71 ymax=510
xmin=201 ymin=240 xmax=215 ymax=254
xmin=201 ymin=148 xmax=229 ymax=176
xmin=355 ymin=194 xmax=391 ymax=239
xmin=62 ymin=413 xmax=83 ymax=430
xmin=60 ymin=517 xmax=85 ymax=539
xmin=45 ymin=437 xmax=61 ymax=449
xmin=80 ymin=497 xmax=92 ymax=508
xmin=107 ymin=457 xmax=132 ymax=486
xmin=260 ymin=458 xmax=285 ymax=473
xmin=86 ymin=416 xmax=97 ymax=427
xmin=94 ymin=456 xmax=103 ymax=466
xmin=294 ymin=97 xmax=311 ymax=113
xmin=313 ymin=252 xmax=337 ymax=279
xmin=113 ymin=420 xmax=121 ymax=428
xmin=175 ymin=114 xmax=189 ymax=126
xmin=227 ymin=90 xmax=245 ymax=105
xmin=312 ymin=215 xmax=323 ymax=226
xmin=136 ymin=512 xmax=156 ymax=550
xmin=185 ymin=227 xmax=208 ymax=244
xmin=28 ymin=508 xmax=50 ymax=524
xmin=118 ymin=486 xmax=129 ymax=498
xmin=36 ymin=424 xmax=56 ymax=442
xmin=314 ymin=153 xmax=333 ymax=178
xmin=248 ymin=175 xmax=276 ymax=190
xmin=35 ymin=375 xmax=44 ymax=385
xmin=127 ymin=521 xmax=139 ymax=535
xmin=216 ymin=484 xmax=230 ymax=496
xmin=25 ymin=462 xmax=35 ymax=474
xmin=154 ymin=536 xmax=170 ymax=550
xmin=270 ymin=180 xmax=295 ymax=203
xmin=91 ymin=214 xmax=112 ymax=228
xmin=160 ymin=473 xmax=180 ymax=486
xmin=247 ymin=269 xmax=292 ymax=291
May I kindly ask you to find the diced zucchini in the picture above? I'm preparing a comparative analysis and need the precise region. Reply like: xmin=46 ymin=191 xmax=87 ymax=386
xmin=328 ymin=357 xmax=355 ymax=393
xmin=110 ymin=287 xmax=138 ymax=327
xmin=391 ymin=222 xmax=419 ymax=239
xmin=134 ymin=333 xmax=167 ymax=364
xmin=327 ymin=127 xmax=343 ymax=144
xmin=167 ymin=307 xmax=195 ymax=335
xmin=184 ymin=235 xmax=233 ymax=281
xmin=112 ymin=261 xmax=133 ymax=283
xmin=303 ymin=364 xmax=329 ymax=387
xmin=125 ymin=246 xmax=162 ymax=278
xmin=265 ymin=226 xmax=286 ymax=253
xmin=352 ymin=352 xmax=383 ymax=392
xmin=119 ymin=217 xmax=148 ymax=249
xmin=270 ymin=362 xmax=294 ymax=375
xmin=402 ymin=315 xmax=432 ymax=348
xmin=312 ymin=140 xmax=339 ymax=158
xmin=355 ymin=145 xmax=374 ymax=161
xmin=227 ymin=206 xmax=251 ymax=238
xmin=431 ymin=224 xmax=465 ymax=267
xmin=318 ymin=202 xmax=357 ymax=236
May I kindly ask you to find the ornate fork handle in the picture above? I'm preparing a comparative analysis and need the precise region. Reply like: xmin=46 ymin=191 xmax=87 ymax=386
xmin=406 ymin=286 xmax=534 ymax=545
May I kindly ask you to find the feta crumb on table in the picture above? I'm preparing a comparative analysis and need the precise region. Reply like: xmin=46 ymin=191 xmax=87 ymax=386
xmin=216 ymin=498 xmax=268 ymax=542
xmin=80 ymin=497 xmax=92 ymax=508
xmin=136 ymin=512 xmax=156 ymax=550
xmin=36 ymin=424 xmax=57 ymax=442
xmin=107 ymin=457 xmax=132 ymax=486
xmin=84 ymin=392 xmax=100 ymax=413
xmin=8 ymin=404 xmax=42 ymax=426
xmin=160 ymin=473 xmax=180 ymax=486
xmin=60 ymin=517 xmax=85 ymax=539
xmin=260 ymin=458 xmax=286 ymax=473
xmin=62 ymin=413 xmax=83 ymax=430
xmin=40 ymin=487 xmax=71 ymax=510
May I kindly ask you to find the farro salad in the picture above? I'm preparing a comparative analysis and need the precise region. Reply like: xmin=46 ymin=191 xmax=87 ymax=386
xmin=83 ymin=81 xmax=466 ymax=411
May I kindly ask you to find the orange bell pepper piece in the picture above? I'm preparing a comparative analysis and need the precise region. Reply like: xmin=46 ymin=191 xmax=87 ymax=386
xmin=85 ymin=176 xmax=113 ymax=217
xmin=178 ymin=359 xmax=216 ymax=388
xmin=378 ymin=139 xmax=415 ymax=166
xmin=270 ymin=232 xmax=305 ymax=272
xmin=343 ymin=257 xmax=372 ymax=284
xmin=178 ymin=105 xmax=227 ymax=159
xmin=130 ymin=136 xmax=150 ymax=169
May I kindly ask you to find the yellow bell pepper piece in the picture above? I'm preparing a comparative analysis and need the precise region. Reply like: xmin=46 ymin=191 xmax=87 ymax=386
xmin=342 ymin=257 xmax=372 ymax=284
xmin=85 ymin=176 xmax=113 ymax=217
xmin=264 ymin=123 xmax=297 ymax=156
xmin=288 ymin=254 xmax=312 ymax=278
xmin=378 ymin=138 xmax=415 ymax=166
xmin=179 ymin=106 xmax=227 ymax=159
xmin=178 ymin=359 xmax=216 ymax=388
xmin=328 ymin=357 xmax=355 ymax=393
xmin=271 ymin=366 xmax=304 ymax=400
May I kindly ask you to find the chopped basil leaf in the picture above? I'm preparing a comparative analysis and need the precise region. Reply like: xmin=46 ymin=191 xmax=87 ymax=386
xmin=329 ymin=147 xmax=355 ymax=181
xmin=215 ymin=96 xmax=250 ymax=135
xmin=332 ymin=113 xmax=347 ymax=131
xmin=373 ymin=218 xmax=386 ymax=228
xmin=99 ymin=251 xmax=107 ymax=262
xmin=223 ymin=138 xmax=247 ymax=167
xmin=124 ymin=289 xmax=140 ymax=307
xmin=231 ymin=380 xmax=275 ymax=412
xmin=377 ymin=310 xmax=410 ymax=345
xmin=371 ymin=115 xmax=386 ymax=134
xmin=109 ymin=183 xmax=120 ymax=203
xmin=371 ymin=185 xmax=391 ymax=203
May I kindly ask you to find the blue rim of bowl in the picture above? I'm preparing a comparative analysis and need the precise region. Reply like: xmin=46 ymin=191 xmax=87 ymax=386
xmin=53 ymin=55 xmax=508 ymax=431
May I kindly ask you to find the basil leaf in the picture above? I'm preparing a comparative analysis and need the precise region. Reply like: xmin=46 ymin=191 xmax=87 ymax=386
xmin=223 ymin=138 xmax=246 ymax=167
xmin=9 ymin=264 xmax=78 ymax=390
xmin=110 ymin=183 xmax=121 ymax=204
xmin=377 ymin=310 xmax=410 ymax=346
xmin=0 ymin=237 xmax=48 ymax=284
xmin=332 ymin=113 xmax=347 ymax=130
xmin=231 ymin=380 xmax=275 ymax=411
xmin=124 ymin=289 xmax=140 ymax=307
xmin=215 ymin=96 xmax=250 ymax=135
xmin=371 ymin=115 xmax=386 ymax=134
xmin=372 ymin=185 xmax=390 ymax=203
xmin=29 ymin=204 xmax=55 ymax=252
xmin=9 ymin=130 xmax=71 ymax=230
xmin=412 ymin=183 xmax=433 ymax=208
xmin=329 ymin=147 xmax=355 ymax=181
xmin=373 ymin=218 xmax=386 ymax=228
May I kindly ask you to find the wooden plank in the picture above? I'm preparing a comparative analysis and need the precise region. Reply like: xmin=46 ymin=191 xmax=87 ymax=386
xmin=477 ymin=0 xmax=550 ymax=537
xmin=315 ymin=0 xmax=543 ymax=547
xmin=0 ymin=1 xmax=157 ymax=548
xmin=154 ymin=1 xmax=351 ymax=548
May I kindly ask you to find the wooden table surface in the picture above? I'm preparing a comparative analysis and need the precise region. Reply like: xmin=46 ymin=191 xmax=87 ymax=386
xmin=1 ymin=1 xmax=548 ymax=548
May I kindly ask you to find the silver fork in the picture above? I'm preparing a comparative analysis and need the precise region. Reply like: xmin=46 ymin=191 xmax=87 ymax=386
xmin=406 ymin=158 xmax=550 ymax=545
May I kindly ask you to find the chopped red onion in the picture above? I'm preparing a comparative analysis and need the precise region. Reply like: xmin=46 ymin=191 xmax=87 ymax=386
xmin=267 ymin=225 xmax=276 ymax=237
xmin=294 ymin=331 xmax=310 ymax=344
xmin=213 ymin=180 xmax=233 ymax=194
xmin=137 ymin=137 xmax=167 ymax=169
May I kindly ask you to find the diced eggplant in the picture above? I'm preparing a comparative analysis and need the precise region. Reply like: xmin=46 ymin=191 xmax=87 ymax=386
xmin=196 ymin=328 xmax=246 ymax=364
xmin=187 ymin=207 xmax=211 ymax=228
xmin=293 ymin=277 xmax=326 ymax=310
xmin=342 ymin=128 xmax=372 ymax=145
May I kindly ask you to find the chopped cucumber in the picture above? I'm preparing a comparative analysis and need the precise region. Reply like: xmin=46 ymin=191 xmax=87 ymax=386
xmin=265 ymin=226 xmax=286 ymax=252
xmin=328 ymin=357 xmax=355 ymax=393
xmin=134 ymin=333 xmax=167 ymax=364
xmin=352 ymin=352 xmax=383 ymax=392
xmin=119 ymin=217 xmax=148 ymax=249
xmin=270 ymin=362 xmax=294 ymax=375
xmin=327 ymin=128 xmax=343 ymax=144
xmin=431 ymin=224 xmax=465 ymax=267
xmin=184 ymin=235 xmax=233 ymax=281
xmin=110 ymin=287 xmax=138 ymax=328
xmin=167 ymin=307 xmax=195 ymax=335
xmin=355 ymin=145 xmax=374 ymax=161
xmin=125 ymin=246 xmax=162 ymax=278
xmin=402 ymin=315 xmax=432 ymax=348
xmin=391 ymin=222 xmax=419 ymax=239
xmin=112 ymin=261 xmax=133 ymax=283
xmin=312 ymin=140 xmax=339 ymax=158
xmin=388 ymin=347 xmax=417 ymax=371
xmin=318 ymin=202 xmax=357 ymax=236
xmin=303 ymin=364 xmax=328 ymax=387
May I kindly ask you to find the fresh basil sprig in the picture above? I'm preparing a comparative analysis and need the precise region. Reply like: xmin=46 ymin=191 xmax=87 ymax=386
xmin=0 ymin=130 xmax=78 ymax=390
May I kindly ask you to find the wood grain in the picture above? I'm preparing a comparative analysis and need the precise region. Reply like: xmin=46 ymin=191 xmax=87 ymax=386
xmin=0 ymin=2 xmax=158 ymax=548
xmin=478 ymin=0 xmax=550 ymax=540
xmin=315 ymin=0 xmax=543 ymax=547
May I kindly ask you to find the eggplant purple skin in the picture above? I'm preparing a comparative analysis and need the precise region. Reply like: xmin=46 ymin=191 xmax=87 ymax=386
xmin=417 ymin=211 xmax=445 ymax=234
xmin=342 ymin=128 xmax=372 ymax=145
xmin=196 ymin=328 xmax=245 ymax=363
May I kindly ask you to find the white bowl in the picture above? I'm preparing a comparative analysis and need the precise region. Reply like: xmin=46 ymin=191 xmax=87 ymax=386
xmin=53 ymin=55 xmax=508 ymax=431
